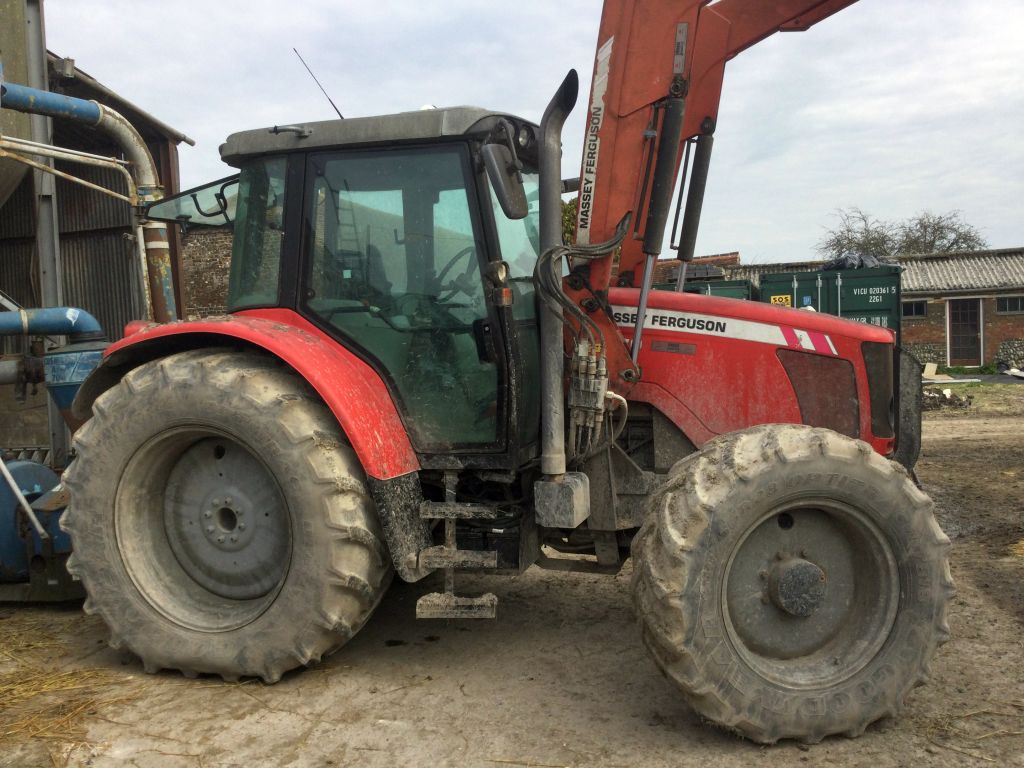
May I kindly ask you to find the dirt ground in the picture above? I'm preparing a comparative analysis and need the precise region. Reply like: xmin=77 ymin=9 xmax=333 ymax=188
xmin=1 ymin=385 xmax=1022 ymax=767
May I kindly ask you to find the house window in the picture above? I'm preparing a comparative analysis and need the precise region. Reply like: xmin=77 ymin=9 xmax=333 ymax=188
xmin=902 ymin=300 xmax=927 ymax=318
xmin=996 ymin=296 xmax=1024 ymax=314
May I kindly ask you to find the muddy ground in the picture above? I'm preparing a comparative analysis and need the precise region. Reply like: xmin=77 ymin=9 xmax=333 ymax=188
xmin=1 ymin=385 xmax=1022 ymax=767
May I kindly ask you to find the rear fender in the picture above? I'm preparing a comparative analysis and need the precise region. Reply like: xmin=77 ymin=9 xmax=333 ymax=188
xmin=72 ymin=309 xmax=419 ymax=482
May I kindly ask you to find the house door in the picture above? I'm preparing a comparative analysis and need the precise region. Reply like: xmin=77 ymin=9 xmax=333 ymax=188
xmin=948 ymin=299 xmax=981 ymax=366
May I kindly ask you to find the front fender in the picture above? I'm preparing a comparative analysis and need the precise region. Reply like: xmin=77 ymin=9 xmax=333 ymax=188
xmin=72 ymin=308 xmax=419 ymax=481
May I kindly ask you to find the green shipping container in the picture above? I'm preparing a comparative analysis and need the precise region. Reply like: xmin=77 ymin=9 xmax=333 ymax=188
xmin=759 ymin=266 xmax=902 ymax=341
xmin=653 ymin=279 xmax=756 ymax=300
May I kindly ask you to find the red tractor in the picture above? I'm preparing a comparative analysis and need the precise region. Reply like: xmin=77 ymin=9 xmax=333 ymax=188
xmin=63 ymin=0 xmax=951 ymax=744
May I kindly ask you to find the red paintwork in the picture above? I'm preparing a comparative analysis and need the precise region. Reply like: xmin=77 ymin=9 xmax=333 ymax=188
xmin=105 ymin=309 xmax=419 ymax=481
xmin=610 ymin=288 xmax=896 ymax=456
xmin=577 ymin=0 xmax=857 ymax=286
xmin=565 ymin=0 xmax=887 ymax=456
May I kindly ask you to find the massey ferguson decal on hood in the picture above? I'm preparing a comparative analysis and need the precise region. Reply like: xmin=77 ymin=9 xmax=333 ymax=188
xmin=610 ymin=305 xmax=838 ymax=356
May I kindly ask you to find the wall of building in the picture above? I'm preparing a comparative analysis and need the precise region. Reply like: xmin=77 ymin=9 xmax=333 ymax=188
xmin=901 ymin=295 xmax=1024 ymax=366
xmin=985 ymin=296 xmax=1024 ymax=365
xmin=900 ymin=298 xmax=946 ymax=363
xmin=181 ymin=226 xmax=232 ymax=319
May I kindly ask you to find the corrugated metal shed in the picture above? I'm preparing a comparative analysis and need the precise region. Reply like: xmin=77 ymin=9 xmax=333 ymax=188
xmin=0 ymin=50 xmax=188 ymax=342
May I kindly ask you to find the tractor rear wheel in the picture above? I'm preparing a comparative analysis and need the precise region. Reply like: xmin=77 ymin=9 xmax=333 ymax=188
xmin=631 ymin=423 xmax=953 ymax=744
xmin=62 ymin=349 xmax=391 ymax=682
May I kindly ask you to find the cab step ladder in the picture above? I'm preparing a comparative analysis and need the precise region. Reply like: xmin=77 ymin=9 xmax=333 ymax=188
xmin=416 ymin=472 xmax=498 ymax=619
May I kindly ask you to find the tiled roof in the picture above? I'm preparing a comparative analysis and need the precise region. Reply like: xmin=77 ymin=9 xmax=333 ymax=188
xmin=651 ymin=247 xmax=1024 ymax=295
xmin=896 ymin=248 xmax=1024 ymax=295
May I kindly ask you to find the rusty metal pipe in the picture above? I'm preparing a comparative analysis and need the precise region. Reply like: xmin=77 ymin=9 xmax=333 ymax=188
xmin=95 ymin=104 xmax=177 ymax=323
xmin=1 ymin=70 xmax=177 ymax=322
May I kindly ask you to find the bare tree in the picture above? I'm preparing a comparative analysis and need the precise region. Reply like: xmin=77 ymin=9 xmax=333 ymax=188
xmin=816 ymin=208 xmax=986 ymax=261
xmin=895 ymin=210 xmax=987 ymax=255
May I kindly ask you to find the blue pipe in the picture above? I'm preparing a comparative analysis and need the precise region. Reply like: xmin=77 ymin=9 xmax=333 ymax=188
xmin=0 ymin=71 xmax=101 ymax=125
xmin=0 ymin=308 xmax=104 ymax=339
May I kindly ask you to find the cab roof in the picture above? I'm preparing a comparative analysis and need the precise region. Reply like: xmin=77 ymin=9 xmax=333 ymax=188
xmin=220 ymin=107 xmax=533 ymax=166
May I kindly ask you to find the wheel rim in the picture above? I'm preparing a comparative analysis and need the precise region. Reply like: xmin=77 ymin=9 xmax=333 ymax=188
xmin=115 ymin=427 xmax=292 ymax=632
xmin=722 ymin=498 xmax=900 ymax=689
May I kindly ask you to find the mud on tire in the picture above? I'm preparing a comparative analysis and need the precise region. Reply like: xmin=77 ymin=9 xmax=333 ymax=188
xmin=62 ymin=350 xmax=392 ymax=683
xmin=631 ymin=424 xmax=954 ymax=744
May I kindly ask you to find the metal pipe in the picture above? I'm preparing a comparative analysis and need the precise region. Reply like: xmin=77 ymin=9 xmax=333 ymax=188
xmin=1 ymin=69 xmax=178 ymax=322
xmin=642 ymin=98 xmax=686 ymax=257
xmin=538 ymin=70 xmax=579 ymax=478
xmin=1 ymin=133 xmax=132 ymax=166
xmin=0 ymin=78 xmax=101 ymax=124
xmin=0 ymin=308 xmax=104 ymax=339
xmin=674 ymin=132 xmax=715 ymax=289
xmin=95 ymin=104 xmax=178 ymax=322
xmin=630 ymin=254 xmax=657 ymax=362
xmin=0 ymin=147 xmax=134 ymax=204
xmin=630 ymin=97 xmax=686 ymax=358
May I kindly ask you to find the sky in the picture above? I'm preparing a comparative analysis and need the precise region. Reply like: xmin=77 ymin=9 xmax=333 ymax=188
xmin=42 ymin=0 xmax=1024 ymax=264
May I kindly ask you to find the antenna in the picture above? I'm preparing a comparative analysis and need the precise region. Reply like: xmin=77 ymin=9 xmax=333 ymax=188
xmin=293 ymin=48 xmax=344 ymax=119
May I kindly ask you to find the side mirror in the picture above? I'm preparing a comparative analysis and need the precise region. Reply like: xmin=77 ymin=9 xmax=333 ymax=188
xmin=482 ymin=144 xmax=528 ymax=220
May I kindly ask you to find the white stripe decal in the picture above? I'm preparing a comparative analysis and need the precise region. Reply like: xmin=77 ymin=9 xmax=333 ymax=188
xmin=609 ymin=305 xmax=838 ymax=356
xmin=793 ymin=329 xmax=815 ymax=351
xmin=610 ymin=305 xmax=788 ymax=346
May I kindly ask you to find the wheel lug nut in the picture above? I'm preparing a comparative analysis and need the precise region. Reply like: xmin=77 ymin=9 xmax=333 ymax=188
xmin=230 ymin=535 xmax=237 ymax=543
xmin=206 ymin=525 xmax=215 ymax=534
xmin=238 ymin=523 xmax=246 ymax=531
xmin=225 ymin=497 xmax=233 ymax=505
xmin=203 ymin=510 xmax=212 ymax=518
xmin=217 ymin=536 xmax=225 ymax=544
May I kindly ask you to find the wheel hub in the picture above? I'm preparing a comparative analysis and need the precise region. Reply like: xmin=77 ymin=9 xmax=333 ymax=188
xmin=724 ymin=503 xmax=899 ymax=686
xmin=163 ymin=437 xmax=290 ymax=600
xmin=199 ymin=495 xmax=255 ymax=552
xmin=768 ymin=557 xmax=827 ymax=617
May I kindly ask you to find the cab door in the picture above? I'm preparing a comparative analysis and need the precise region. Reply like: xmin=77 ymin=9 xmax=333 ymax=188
xmin=299 ymin=144 xmax=506 ymax=455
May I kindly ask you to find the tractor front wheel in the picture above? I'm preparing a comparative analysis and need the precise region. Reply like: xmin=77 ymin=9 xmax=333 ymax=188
xmin=631 ymin=424 xmax=953 ymax=744
xmin=63 ymin=350 xmax=391 ymax=682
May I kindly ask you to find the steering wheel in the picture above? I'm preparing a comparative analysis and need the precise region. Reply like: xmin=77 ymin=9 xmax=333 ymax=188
xmin=436 ymin=245 xmax=478 ymax=302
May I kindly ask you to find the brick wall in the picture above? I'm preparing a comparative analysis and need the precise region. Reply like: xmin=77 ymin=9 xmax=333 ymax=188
xmin=984 ymin=296 xmax=1024 ymax=365
xmin=901 ymin=295 xmax=1024 ymax=365
xmin=901 ymin=299 xmax=946 ymax=363
xmin=181 ymin=226 xmax=233 ymax=320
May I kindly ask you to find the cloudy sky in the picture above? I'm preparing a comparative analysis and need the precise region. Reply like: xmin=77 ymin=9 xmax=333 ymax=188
xmin=44 ymin=0 xmax=1023 ymax=263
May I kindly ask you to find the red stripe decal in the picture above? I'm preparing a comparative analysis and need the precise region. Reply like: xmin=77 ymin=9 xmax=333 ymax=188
xmin=809 ymin=332 xmax=833 ymax=355
xmin=780 ymin=326 xmax=801 ymax=349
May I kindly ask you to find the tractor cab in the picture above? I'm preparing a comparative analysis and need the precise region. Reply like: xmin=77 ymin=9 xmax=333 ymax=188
xmin=148 ymin=109 xmax=545 ymax=471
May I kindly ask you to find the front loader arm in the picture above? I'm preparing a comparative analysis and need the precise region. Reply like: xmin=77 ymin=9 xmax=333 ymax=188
xmin=574 ymin=0 xmax=858 ymax=293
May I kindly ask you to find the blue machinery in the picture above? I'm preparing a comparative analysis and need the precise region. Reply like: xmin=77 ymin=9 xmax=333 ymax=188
xmin=0 ymin=56 xmax=169 ymax=600
xmin=0 ymin=308 xmax=105 ymax=600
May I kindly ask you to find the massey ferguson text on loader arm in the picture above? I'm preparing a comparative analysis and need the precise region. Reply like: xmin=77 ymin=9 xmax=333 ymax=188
xmin=575 ymin=0 xmax=857 ymax=283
